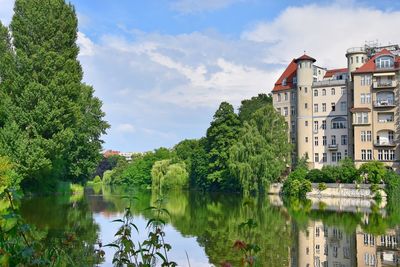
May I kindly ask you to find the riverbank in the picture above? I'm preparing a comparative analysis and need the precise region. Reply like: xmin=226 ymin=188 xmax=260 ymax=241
xmin=269 ymin=183 xmax=386 ymax=199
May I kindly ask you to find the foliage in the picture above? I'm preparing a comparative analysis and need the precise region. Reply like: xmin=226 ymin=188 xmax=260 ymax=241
xmin=238 ymin=94 xmax=272 ymax=122
xmin=229 ymin=105 xmax=291 ymax=195
xmin=206 ymin=102 xmax=241 ymax=190
xmin=282 ymin=163 xmax=311 ymax=198
xmin=107 ymin=196 xmax=177 ymax=267
xmin=93 ymin=176 xmax=102 ymax=183
xmin=109 ymin=148 xmax=173 ymax=187
xmin=0 ymin=0 xmax=108 ymax=188
xmin=93 ymin=155 xmax=126 ymax=179
xmin=338 ymin=157 xmax=359 ymax=183
xmin=103 ymin=170 xmax=115 ymax=185
xmin=151 ymin=160 xmax=189 ymax=190
xmin=317 ymin=182 xmax=327 ymax=191
xmin=359 ymin=161 xmax=387 ymax=184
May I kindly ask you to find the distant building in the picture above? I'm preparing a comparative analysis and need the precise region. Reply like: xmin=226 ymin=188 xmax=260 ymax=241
xmin=272 ymin=44 xmax=400 ymax=171
xmin=103 ymin=150 xmax=120 ymax=158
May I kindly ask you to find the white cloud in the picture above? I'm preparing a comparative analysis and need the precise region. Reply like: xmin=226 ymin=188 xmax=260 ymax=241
xmin=0 ymin=0 xmax=14 ymax=25
xmin=170 ymin=0 xmax=242 ymax=14
xmin=77 ymin=31 xmax=95 ymax=56
xmin=116 ymin=123 xmax=136 ymax=133
xmin=241 ymin=3 xmax=400 ymax=68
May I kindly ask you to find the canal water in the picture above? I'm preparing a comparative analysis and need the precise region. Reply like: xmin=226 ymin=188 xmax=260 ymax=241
xmin=20 ymin=186 xmax=400 ymax=266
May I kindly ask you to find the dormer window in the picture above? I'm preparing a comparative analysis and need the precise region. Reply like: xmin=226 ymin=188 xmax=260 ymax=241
xmin=376 ymin=56 xmax=394 ymax=69
xmin=293 ymin=77 xmax=297 ymax=84
xmin=282 ymin=78 xmax=287 ymax=86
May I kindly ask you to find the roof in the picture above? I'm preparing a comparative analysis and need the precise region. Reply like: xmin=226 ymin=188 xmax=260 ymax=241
xmin=295 ymin=54 xmax=316 ymax=63
xmin=324 ymin=68 xmax=348 ymax=78
xmin=353 ymin=49 xmax=398 ymax=74
xmin=350 ymin=107 xmax=371 ymax=112
xmin=272 ymin=59 xmax=297 ymax=92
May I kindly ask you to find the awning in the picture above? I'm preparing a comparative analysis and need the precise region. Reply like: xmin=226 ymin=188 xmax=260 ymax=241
xmin=373 ymin=72 xmax=396 ymax=76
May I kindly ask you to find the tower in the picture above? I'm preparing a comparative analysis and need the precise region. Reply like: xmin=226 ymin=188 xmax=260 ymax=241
xmin=346 ymin=47 xmax=367 ymax=80
xmin=295 ymin=54 xmax=316 ymax=164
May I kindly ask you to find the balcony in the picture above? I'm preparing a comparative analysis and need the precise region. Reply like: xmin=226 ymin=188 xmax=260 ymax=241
xmin=374 ymin=141 xmax=396 ymax=147
xmin=373 ymin=99 xmax=396 ymax=108
xmin=373 ymin=80 xmax=397 ymax=89
xmin=328 ymin=144 xmax=338 ymax=150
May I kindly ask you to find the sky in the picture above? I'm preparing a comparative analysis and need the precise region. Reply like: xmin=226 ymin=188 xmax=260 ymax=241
xmin=1 ymin=0 xmax=400 ymax=152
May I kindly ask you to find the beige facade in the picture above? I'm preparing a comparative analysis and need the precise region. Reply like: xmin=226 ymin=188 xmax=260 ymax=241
xmin=273 ymin=44 xmax=400 ymax=172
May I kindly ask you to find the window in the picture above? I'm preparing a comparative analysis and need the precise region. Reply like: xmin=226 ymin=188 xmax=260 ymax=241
xmin=323 ymin=136 xmax=327 ymax=146
xmin=278 ymin=94 xmax=281 ymax=102
xmin=337 ymin=152 xmax=342 ymax=162
xmin=364 ymin=234 xmax=369 ymax=245
xmin=314 ymin=104 xmax=318 ymax=112
xmin=284 ymin=92 xmax=288 ymax=101
xmin=322 ymin=153 xmax=327 ymax=162
xmin=331 ymin=135 xmax=336 ymax=145
xmin=369 ymin=235 xmax=375 ymax=246
xmin=314 ymin=89 xmax=318 ymax=97
xmin=331 ymin=88 xmax=335 ymax=95
xmin=291 ymin=121 xmax=295 ymax=129
xmin=283 ymin=107 xmax=288 ymax=116
xmin=376 ymin=55 xmax=394 ymax=69
xmin=315 ymin=153 xmax=319 ymax=162
xmin=305 ymin=103 xmax=308 ymax=109
xmin=282 ymin=78 xmax=287 ymax=86
xmin=291 ymin=106 xmax=295 ymax=115
xmin=332 ymin=152 xmax=337 ymax=162
xmin=367 ymin=131 xmax=372 ymax=141
xmin=305 ymin=87 xmax=308 ymax=93
xmin=316 ymin=227 xmax=320 ymax=237
xmin=361 ymin=131 xmax=366 ymax=142
xmin=341 ymin=87 xmax=346 ymax=95
xmin=345 ymin=149 xmax=348 ymax=157
xmin=293 ymin=77 xmax=297 ymax=84
xmin=331 ymin=102 xmax=336 ymax=111
xmin=378 ymin=149 xmax=396 ymax=160
xmin=367 ymin=150 xmax=372 ymax=160
xmin=316 ymin=244 xmax=320 ymax=254
xmin=361 ymin=74 xmax=372 ymax=86
xmin=313 ymin=67 xmax=317 ymax=76
xmin=314 ymin=121 xmax=319 ymax=131
xmin=331 ymin=117 xmax=347 ymax=129
xmin=366 ymin=93 xmax=371 ymax=103
xmin=322 ymin=89 xmax=326 ymax=96
xmin=305 ymin=121 xmax=308 ymax=126
xmin=324 ymin=245 xmax=328 ymax=256
xmin=292 ymin=91 xmax=296 ymax=100
xmin=340 ymin=101 xmax=347 ymax=111
xmin=341 ymin=135 xmax=347 ymax=145
xmin=314 ymin=136 xmax=319 ymax=146
xmin=322 ymin=120 xmax=326 ymax=129
xmin=356 ymin=56 xmax=359 ymax=63
xmin=322 ymin=103 xmax=326 ymax=112
xmin=277 ymin=108 xmax=281 ymax=114
xmin=351 ymin=57 xmax=353 ymax=64
xmin=305 ymin=137 xmax=308 ymax=143
xmin=355 ymin=112 xmax=369 ymax=124
xmin=361 ymin=149 xmax=366 ymax=160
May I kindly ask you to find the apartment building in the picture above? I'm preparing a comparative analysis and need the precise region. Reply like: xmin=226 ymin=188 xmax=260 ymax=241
xmin=272 ymin=44 xmax=400 ymax=171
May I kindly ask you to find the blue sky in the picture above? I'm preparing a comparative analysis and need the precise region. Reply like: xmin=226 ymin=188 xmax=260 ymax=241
xmin=1 ymin=0 xmax=400 ymax=152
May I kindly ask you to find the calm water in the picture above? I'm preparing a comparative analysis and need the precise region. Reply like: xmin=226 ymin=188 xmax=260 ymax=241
xmin=20 ymin=186 xmax=400 ymax=266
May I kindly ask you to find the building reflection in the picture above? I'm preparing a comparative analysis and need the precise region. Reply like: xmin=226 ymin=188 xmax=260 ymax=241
xmin=294 ymin=219 xmax=399 ymax=267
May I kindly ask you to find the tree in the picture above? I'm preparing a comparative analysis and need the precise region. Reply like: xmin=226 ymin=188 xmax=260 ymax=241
xmin=238 ymin=93 xmax=272 ymax=122
xmin=206 ymin=102 xmax=241 ymax=190
xmin=359 ymin=161 xmax=387 ymax=184
xmin=229 ymin=105 xmax=292 ymax=194
xmin=151 ymin=160 xmax=188 ymax=190
xmin=0 ymin=0 xmax=109 ymax=187
xmin=338 ymin=157 xmax=358 ymax=183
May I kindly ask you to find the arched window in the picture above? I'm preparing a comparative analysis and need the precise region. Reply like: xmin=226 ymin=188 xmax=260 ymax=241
xmin=376 ymin=56 xmax=394 ymax=69
xmin=331 ymin=117 xmax=347 ymax=129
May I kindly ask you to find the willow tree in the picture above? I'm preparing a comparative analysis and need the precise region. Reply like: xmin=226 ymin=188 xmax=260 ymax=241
xmin=229 ymin=105 xmax=291 ymax=194
xmin=0 ymin=0 xmax=108 ymax=186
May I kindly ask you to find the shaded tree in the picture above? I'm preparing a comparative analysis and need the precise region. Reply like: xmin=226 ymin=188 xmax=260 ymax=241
xmin=238 ymin=93 xmax=272 ymax=122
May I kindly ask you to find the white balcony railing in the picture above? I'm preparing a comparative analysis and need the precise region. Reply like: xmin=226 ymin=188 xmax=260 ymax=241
xmin=374 ymin=141 xmax=396 ymax=147
xmin=373 ymin=99 xmax=395 ymax=107
xmin=373 ymin=80 xmax=397 ymax=88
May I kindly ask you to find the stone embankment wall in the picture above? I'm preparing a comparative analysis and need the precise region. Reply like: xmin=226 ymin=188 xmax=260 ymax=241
xmin=269 ymin=183 xmax=386 ymax=199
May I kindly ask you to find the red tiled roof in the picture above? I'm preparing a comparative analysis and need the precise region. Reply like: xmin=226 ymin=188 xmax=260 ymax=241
xmin=295 ymin=54 xmax=316 ymax=63
xmin=272 ymin=59 xmax=297 ymax=92
xmin=324 ymin=68 xmax=348 ymax=78
xmin=353 ymin=49 xmax=397 ymax=73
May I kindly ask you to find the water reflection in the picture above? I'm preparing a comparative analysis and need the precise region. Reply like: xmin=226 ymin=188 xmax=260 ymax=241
xmin=19 ymin=186 xmax=400 ymax=266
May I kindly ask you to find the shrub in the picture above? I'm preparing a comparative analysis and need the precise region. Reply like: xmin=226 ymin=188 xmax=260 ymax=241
xmin=102 ymin=170 xmax=115 ymax=185
xmin=306 ymin=169 xmax=323 ymax=182
xmin=93 ymin=176 xmax=102 ymax=183
xmin=317 ymin=182 xmax=327 ymax=191
xmin=359 ymin=161 xmax=387 ymax=184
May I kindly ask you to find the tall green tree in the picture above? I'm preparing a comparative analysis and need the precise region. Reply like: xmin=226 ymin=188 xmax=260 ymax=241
xmin=206 ymin=102 xmax=240 ymax=190
xmin=238 ymin=93 xmax=272 ymax=122
xmin=229 ymin=105 xmax=291 ymax=194
xmin=0 ymin=0 xmax=109 ymax=186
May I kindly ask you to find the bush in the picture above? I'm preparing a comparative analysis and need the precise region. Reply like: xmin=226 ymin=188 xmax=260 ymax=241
xmin=282 ymin=165 xmax=311 ymax=198
xmin=102 ymin=170 xmax=115 ymax=185
xmin=93 ymin=176 xmax=102 ymax=183
xmin=359 ymin=161 xmax=387 ymax=184
xmin=306 ymin=169 xmax=323 ymax=182
xmin=317 ymin=182 xmax=327 ymax=191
